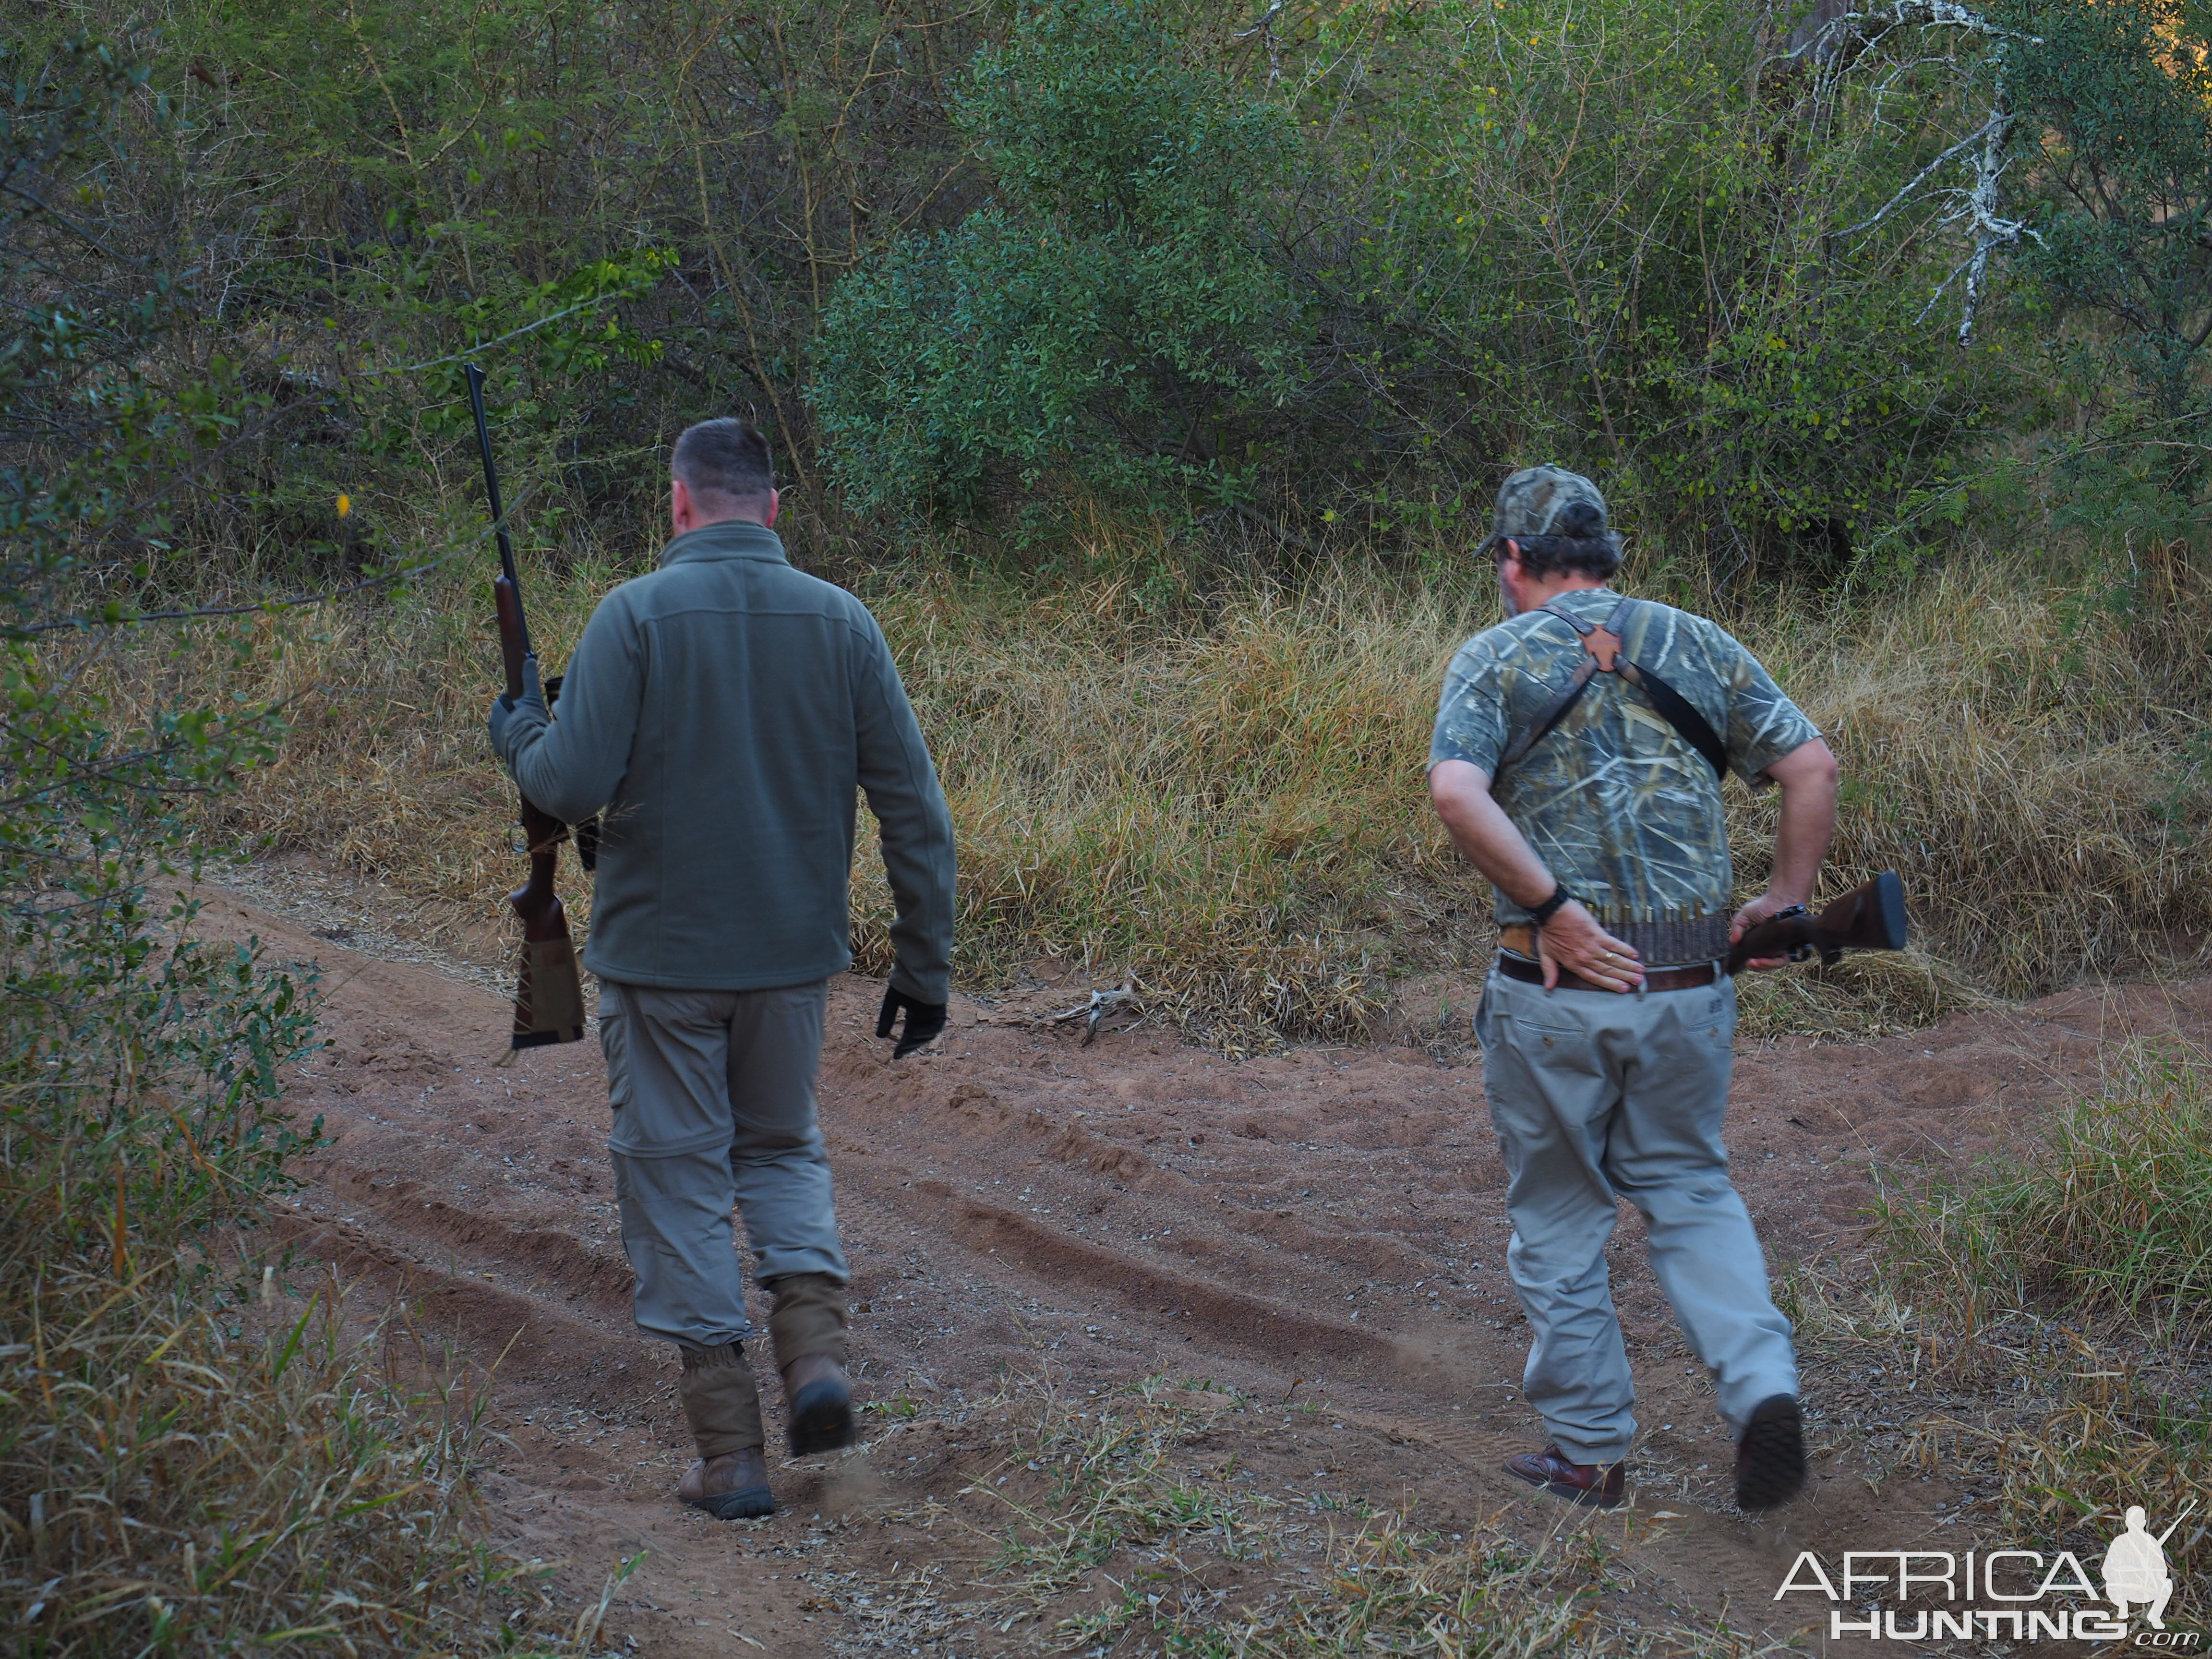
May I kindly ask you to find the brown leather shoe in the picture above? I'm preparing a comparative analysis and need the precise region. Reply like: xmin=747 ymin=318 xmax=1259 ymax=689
xmin=1503 ymin=1445 xmax=1626 ymax=1508
xmin=677 ymin=1446 xmax=774 ymax=1520
xmin=1732 ymin=1395 xmax=1807 ymax=1511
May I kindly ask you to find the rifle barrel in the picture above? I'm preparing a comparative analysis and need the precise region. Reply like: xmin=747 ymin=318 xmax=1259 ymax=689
xmin=464 ymin=362 xmax=531 ymax=659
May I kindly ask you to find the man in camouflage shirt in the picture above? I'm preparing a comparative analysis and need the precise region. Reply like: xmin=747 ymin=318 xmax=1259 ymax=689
xmin=1428 ymin=466 xmax=1839 ymax=1512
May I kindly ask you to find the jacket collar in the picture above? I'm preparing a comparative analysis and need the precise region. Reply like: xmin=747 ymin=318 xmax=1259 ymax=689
xmin=660 ymin=518 xmax=789 ymax=567
xmin=1545 ymin=585 xmax=1620 ymax=613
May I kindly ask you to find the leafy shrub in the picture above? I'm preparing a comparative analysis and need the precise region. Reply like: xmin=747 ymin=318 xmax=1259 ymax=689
xmin=1999 ymin=0 xmax=2212 ymax=530
xmin=0 ymin=38 xmax=586 ymax=1652
xmin=811 ymin=0 xmax=1302 ymax=528
xmin=811 ymin=0 xmax=2009 ymax=585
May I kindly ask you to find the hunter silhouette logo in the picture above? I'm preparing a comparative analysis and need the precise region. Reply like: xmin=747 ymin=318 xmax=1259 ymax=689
xmin=1776 ymin=1498 xmax=2201 ymax=1643
xmin=2105 ymin=1504 xmax=2194 ymax=1630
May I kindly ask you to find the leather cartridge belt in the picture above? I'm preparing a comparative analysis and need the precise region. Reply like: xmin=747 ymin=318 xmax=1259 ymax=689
xmin=1498 ymin=913 xmax=1731 ymax=965
xmin=1497 ymin=912 xmax=1731 ymax=994
xmin=1496 ymin=953 xmax=1718 ymax=993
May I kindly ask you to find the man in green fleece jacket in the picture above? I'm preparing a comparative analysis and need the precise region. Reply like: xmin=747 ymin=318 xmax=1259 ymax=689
xmin=488 ymin=417 xmax=956 ymax=1521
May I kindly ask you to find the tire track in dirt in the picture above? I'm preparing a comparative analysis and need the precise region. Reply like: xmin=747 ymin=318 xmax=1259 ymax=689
xmin=190 ymin=873 xmax=2212 ymax=1656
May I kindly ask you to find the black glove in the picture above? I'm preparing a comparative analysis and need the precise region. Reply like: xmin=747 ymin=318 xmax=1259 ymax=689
xmin=876 ymin=986 xmax=947 ymax=1058
xmin=487 ymin=653 xmax=546 ymax=764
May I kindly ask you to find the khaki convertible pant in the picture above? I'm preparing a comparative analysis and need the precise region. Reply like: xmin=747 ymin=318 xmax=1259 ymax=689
xmin=1475 ymin=969 xmax=1796 ymax=1466
xmin=599 ymin=979 xmax=848 ymax=1349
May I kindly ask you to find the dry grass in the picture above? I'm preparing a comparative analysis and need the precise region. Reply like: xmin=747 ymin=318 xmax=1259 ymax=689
xmin=2 ymin=1267 xmax=593 ymax=1654
xmin=1790 ymin=1276 xmax=2212 ymax=1612
xmin=1871 ymin=1043 xmax=2212 ymax=1337
xmin=851 ymin=1372 xmax=1776 ymax=1659
xmin=0 ymin=915 xmax=598 ymax=1655
xmin=104 ymin=536 xmax=2212 ymax=1043
xmin=1782 ymin=1048 xmax=2212 ymax=1607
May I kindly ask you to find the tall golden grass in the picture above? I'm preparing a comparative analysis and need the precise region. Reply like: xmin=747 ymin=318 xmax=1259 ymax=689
xmin=139 ymin=535 xmax=2209 ymax=1042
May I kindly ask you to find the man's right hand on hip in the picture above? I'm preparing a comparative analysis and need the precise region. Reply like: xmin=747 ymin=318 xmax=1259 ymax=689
xmin=1537 ymin=901 xmax=1645 ymax=992
xmin=877 ymin=986 xmax=947 ymax=1058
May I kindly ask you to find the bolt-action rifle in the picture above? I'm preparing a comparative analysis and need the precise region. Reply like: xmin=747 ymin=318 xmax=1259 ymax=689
xmin=467 ymin=362 xmax=588 ymax=1048
xmin=1727 ymin=871 xmax=1909 ymax=975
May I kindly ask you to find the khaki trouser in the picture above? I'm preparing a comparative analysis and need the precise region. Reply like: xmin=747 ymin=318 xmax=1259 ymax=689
xmin=1474 ymin=968 xmax=1796 ymax=1465
xmin=600 ymin=979 xmax=849 ymax=1350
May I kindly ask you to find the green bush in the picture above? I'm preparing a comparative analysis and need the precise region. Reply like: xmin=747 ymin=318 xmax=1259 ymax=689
xmin=811 ymin=0 xmax=1302 ymax=529
xmin=16 ymin=0 xmax=2166 ymax=591
xmin=810 ymin=0 xmax=2008 ymax=584
xmin=1999 ymin=0 xmax=2212 ymax=530
xmin=0 ymin=39 xmax=586 ymax=1651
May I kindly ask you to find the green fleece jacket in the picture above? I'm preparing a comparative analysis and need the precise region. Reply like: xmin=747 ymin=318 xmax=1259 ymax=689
xmin=500 ymin=519 xmax=955 ymax=1001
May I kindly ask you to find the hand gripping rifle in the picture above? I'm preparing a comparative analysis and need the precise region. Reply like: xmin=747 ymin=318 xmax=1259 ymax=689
xmin=466 ymin=363 xmax=588 ymax=1049
xmin=1727 ymin=871 xmax=1910 ymax=975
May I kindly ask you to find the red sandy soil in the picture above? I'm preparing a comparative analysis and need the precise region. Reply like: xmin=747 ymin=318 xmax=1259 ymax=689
xmin=188 ymin=869 xmax=2212 ymax=1657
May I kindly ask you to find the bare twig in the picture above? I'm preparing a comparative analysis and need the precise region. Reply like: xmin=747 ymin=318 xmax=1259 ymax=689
xmin=1049 ymin=983 xmax=1139 ymax=1046
xmin=8 ymin=547 xmax=467 ymax=638
xmin=1838 ymin=114 xmax=2003 ymax=240
xmin=1232 ymin=0 xmax=1287 ymax=85
xmin=1779 ymin=1 xmax=2045 ymax=344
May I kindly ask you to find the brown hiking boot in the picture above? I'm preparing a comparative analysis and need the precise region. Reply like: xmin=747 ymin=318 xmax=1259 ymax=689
xmin=677 ymin=1446 xmax=774 ymax=1520
xmin=1732 ymin=1395 xmax=1807 ymax=1511
xmin=1503 ymin=1445 xmax=1626 ymax=1509
xmin=768 ymin=1273 xmax=855 ymax=1457
xmin=782 ymin=1351 xmax=854 ymax=1457
xmin=675 ymin=1341 xmax=772 ymax=1518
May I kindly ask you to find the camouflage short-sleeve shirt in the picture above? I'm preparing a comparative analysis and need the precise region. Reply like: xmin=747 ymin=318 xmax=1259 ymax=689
xmin=1429 ymin=587 xmax=1820 ymax=928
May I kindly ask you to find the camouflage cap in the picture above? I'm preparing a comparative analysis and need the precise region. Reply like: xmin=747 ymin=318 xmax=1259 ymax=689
xmin=1476 ymin=465 xmax=1610 ymax=555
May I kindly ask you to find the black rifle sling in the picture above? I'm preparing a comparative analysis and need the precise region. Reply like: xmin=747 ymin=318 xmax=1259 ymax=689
xmin=1493 ymin=652 xmax=1600 ymax=773
xmin=1494 ymin=597 xmax=1729 ymax=781
xmin=1620 ymin=658 xmax=1729 ymax=780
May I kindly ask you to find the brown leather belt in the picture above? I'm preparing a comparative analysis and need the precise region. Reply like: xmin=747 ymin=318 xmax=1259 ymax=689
xmin=1496 ymin=953 xmax=1720 ymax=993
xmin=1498 ymin=918 xmax=1731 ymax=962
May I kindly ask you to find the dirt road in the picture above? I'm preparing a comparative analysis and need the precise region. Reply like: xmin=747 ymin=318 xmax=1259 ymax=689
xmin=191 ymin=870 xmax=2212 ymax=1656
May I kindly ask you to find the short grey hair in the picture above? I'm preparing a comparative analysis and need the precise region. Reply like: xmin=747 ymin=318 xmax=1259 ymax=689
xmin=671 ymin=417 xmax=774 ymax=503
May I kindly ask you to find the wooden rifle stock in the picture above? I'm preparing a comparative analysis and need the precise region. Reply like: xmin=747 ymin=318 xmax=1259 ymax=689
xmin=471 ymin=363 xmax=587 ymax=1049
xmin=1727 ymin=871 xmax=1909 ymax=975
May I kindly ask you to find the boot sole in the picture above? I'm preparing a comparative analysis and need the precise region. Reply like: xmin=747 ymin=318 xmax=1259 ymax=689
xmin=788 ymin=1378 xmax=854 ymax=1457
xmin=685 ymin=1484 xmax=775 ymax=1520
xmin=1734 ymin=1395 xmax=1807 ymax=1510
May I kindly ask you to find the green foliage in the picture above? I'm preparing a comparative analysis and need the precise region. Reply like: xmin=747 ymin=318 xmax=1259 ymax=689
xmin=1347 ymin=0 xmax=1996 ymax=585
xmin=812 ymin=0 xmax=1302 ymax=526
xmin=960 ymin=0 xmax=1284 ymax=239
xmin=1 ymin=35 xmax=284 ymax=954
xmin=810 ymin=0 xmax=2008 ymax=586
xmin=2 ymin=39 xmax=241 ymax=625
xmin=12 ymin=0 xmax=2165 ymax=589
xmin=1999 ymin=0 xmax=2212 ymax=528
xmin=0 ymin=40 xmax=586 ymax=1651
xmin=86 ymin=0 xmax=996 ymax=569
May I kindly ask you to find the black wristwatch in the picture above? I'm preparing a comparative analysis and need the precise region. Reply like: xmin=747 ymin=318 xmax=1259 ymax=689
xmin=1527 ymin=886 xmax=1574 ymax=926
